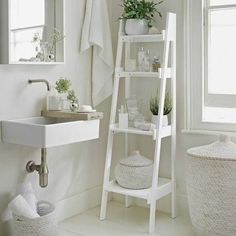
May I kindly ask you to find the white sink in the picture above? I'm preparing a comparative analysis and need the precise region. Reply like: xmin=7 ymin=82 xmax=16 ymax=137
xmin=1 ymin=117 xmax=100 ymax=148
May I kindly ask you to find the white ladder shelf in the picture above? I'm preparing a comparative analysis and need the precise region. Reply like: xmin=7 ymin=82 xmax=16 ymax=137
xmin=100 ymin=13 xmax=176 ymax=234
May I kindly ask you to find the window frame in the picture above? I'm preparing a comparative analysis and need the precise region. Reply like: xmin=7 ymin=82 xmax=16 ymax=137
xmin=183 ymin=0 xmax=236 ymax=133
xmin=204 ymin=1 xmax=236 ymax=109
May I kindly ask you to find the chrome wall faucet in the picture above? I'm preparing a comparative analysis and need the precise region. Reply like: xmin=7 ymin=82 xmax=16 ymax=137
xmin=28 ymin=79 xmax=50 ymax=91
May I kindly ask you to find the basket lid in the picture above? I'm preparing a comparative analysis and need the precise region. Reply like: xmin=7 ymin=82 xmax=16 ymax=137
xmin=119 ymin=151 xmax=153 ymax=167
xmin=187 ymin=135 xmax=236 ymax=161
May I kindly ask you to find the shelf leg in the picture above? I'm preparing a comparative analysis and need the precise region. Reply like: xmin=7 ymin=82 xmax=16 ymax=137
xmin=125 ymin=196 xmax=132 ymax=208
xmin=100 ymin=190 xmax=109 ymax=220
xmin=149 ymin=200 xmax=156 ymax=234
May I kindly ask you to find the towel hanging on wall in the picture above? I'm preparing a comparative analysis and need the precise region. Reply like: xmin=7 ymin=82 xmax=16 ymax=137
xmin=80 ymin=0 xmax=114 ymax=107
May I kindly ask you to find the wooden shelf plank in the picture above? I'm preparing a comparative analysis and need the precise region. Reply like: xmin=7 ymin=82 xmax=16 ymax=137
xmin=42 ymin=110 xmax=103 ymax=121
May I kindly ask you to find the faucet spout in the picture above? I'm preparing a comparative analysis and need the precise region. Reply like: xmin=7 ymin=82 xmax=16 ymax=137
xmin=28 ymin=79 xmax=50 ymax=91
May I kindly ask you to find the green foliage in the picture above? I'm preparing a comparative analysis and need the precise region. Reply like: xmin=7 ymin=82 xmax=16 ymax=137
xmin=120 ymin=0 xmax=164 ymax=27
xmin=55 ymin=78 xmax=71 ymax=94
xmin=150 ymin=92 xmax=172 ymax=115
xmin=67 ymin=90 xmax=78 ymax=102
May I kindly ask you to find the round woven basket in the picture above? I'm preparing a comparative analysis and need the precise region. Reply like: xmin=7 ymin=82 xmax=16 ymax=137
xmin=187 ymin=135 xmax=236 ymax=236
xmin=13 ymin=201 xmax=57 ymax=236
xmin=115 ymin=150 xmax=153 ymax=189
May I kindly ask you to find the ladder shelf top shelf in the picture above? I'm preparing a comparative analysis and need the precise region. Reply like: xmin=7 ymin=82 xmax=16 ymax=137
xmin=105 ymin=178 xmax=172 ymax=201
xmin=110 ymin=124 xmax=172 ymax=139
xmin=120 ymin=30 xmax=166 ymax=43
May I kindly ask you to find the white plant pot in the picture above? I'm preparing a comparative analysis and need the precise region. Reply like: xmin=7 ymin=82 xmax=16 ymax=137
xmin=125 ymin=19 xmax=149 ymax=35
xmin=151 ymin=115 xmax=168 ymax=127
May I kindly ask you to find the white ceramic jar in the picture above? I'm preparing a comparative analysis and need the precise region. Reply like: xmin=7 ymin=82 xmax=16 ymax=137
xmin=151 ymin=115 xmax=168 ymax=127
xmin=115 ymin=151 xmax=153 ymax=189
xmin=125 ymin=19 xmax=149 ymax=35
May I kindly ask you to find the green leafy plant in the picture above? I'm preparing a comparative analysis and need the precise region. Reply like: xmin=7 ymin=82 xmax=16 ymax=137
xmin=67 ymin=90 xmax=78 ymax=102
xmin=120 ymin=0 xmax=164 ymax=27
xmin=150 ymin=92 xmax=172 ymax=115
xmin=55 ymin=78 xmax=71 ymax=94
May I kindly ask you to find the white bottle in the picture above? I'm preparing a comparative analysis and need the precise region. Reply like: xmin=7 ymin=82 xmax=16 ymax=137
xmin=46 ymin=86 xmax=62 ymax=111
xmin=138 ymin=47 xmax=145 ymax=72
xmin=144 ymin=49 xmax=151 ymax=72
xmin=119 ymin=105 xmax=128 ymax=129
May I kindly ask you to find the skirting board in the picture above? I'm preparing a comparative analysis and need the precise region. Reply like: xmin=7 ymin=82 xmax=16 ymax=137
xmin=55 ymin=186 xmax=103 ymax=222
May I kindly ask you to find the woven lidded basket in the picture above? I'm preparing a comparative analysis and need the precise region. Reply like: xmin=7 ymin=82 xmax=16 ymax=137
xmin=115 ymin=150 xmax=153 ymax=189
xmin=187 ymin=135 xmax=236 ymax=236
xmin=13 ymin=201 xmax=57 ymax=236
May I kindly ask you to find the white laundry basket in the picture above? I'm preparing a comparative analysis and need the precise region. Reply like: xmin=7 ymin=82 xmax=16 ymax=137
xmin=13 ymin=201 xmax=57 ymax=236
xmin=186 ymin=135 xmax=236 ymax=236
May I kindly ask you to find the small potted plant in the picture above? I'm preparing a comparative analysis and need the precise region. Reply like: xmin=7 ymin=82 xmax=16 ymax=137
xmin=120 ymin=0 xmax=163 ymax=35
xmin=67 ymin=89 xmax=79 ymax=112
xmin=149 ymin=92 xmax=172 ymax=126
xmin=55 ymin=77 xmax=71 ymax=109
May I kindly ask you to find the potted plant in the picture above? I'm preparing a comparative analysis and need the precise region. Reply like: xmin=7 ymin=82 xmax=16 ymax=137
xmin=120 ymin=0 xmax=163 ymax=35
xmin=55 ymin=77 xmax=71 ymax=109
xmin=149 ymin=92 xmax=172 ymax=126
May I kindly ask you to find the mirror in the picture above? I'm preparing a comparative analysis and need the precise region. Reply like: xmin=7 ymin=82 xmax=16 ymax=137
xmin=0 ymin=0 xmax=65 ymax=64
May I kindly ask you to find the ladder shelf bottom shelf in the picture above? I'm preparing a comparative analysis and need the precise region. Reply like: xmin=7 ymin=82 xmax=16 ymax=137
xmin=105 ymin=178 xmax=172 ymax=201
xmin=110 ymin=124 xmax=172 ymax=139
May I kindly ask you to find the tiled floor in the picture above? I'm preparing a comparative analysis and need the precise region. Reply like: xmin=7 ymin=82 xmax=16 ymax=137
xmin=59 ymin=201 xmax=195 ymax=236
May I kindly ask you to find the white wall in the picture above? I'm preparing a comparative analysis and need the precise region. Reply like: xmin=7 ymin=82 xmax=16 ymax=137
xmin=0 ymin=1 xmax=111 ymax=235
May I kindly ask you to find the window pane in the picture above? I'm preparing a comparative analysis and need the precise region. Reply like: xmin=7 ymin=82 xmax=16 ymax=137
xmin=10 ymin=27 xmax=43 ymax=62
xmin=210 ymin=0 xmax=236 ymax=6
xmin=208 ymin=8 xmax=236 ymax=94
xmin=10 ymin=0 xmax=45 ymax=29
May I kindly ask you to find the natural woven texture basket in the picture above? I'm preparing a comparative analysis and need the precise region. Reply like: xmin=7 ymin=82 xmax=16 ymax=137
xmin=187 ymin=135 xmax=236 ymax=236
xmin=13 ymin=201 xmax=57 ymax=236
xmin=115 ymin=151 xmax=153 ymax=189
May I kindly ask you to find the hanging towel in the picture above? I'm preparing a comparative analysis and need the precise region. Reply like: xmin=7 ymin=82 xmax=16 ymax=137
xmin=81 ymin=0 xmax=114 ymax=107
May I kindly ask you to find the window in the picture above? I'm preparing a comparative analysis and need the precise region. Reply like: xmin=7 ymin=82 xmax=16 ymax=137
xmin=9 ymin=0 xmax=45 ymax=62
xmin=185 ymin=0 xmax=236 ymax=132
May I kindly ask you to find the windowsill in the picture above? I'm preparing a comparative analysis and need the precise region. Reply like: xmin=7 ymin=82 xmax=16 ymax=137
xmin=182 ymin=129 xmax=236 ymax=137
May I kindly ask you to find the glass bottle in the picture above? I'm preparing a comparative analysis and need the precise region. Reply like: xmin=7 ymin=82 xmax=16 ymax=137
xmin=144 ymin=49 xmax=151 ymax=72
xmin=46 ymin=86 xmax=62 ymax=111
xmin=138 ymin=47 xmax=145 ymax=72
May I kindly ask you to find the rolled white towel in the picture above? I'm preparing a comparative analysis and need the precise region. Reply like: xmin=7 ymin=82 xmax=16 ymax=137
xmin=8 ymin=195 xmax=39 ymax=219
xmin=16 ymin=182 xmax=37 ymax=213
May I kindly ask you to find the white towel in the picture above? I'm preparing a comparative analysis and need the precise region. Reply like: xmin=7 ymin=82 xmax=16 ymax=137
xmin=81 ymin=0 xmax=114 ymax=107
xmin=16 ymin=182 xmax=38 ymax=213
xmin=8 ymin=195 xmax=39 ymax=219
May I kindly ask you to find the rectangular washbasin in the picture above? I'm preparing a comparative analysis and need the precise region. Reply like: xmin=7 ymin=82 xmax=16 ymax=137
xmin=1 ymin=117 xmax=100 ymax=148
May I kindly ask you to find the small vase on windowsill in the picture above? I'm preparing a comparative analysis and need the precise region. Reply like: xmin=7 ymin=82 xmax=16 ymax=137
xmin=151 ymin=115 xmax=168 ymax=127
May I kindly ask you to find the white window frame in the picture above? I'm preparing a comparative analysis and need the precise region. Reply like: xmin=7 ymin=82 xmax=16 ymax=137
xmin=183 ymin=0 xmax=236 ymax=135
xmin=204 ymin=1 xmax=236 ymax=108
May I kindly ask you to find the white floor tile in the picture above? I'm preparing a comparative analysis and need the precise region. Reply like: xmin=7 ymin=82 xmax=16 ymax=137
xmin=60 ymin=201 xmax=194 ymax=236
